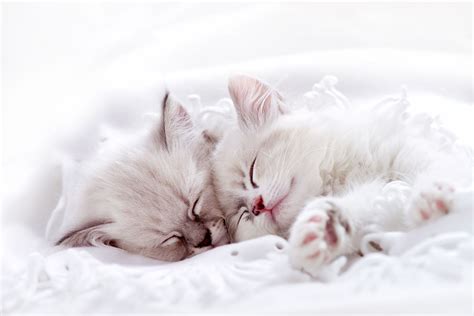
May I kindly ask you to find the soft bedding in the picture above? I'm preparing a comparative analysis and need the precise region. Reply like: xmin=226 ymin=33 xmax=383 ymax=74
xmin=2 ymin=71 xmax=473 ymax=313
xmin=2 ymin=4 xmax=472 ymax=314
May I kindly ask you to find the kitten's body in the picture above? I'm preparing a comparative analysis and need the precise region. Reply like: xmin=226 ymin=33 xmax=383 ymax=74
xmin=213 ymin=75 xmax=471 ymax=276
xmin=54 ymin=93 xmax=229 ymax=261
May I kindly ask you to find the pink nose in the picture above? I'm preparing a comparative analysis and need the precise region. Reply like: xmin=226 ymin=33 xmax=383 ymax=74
xmin=252 ymin=195 xmax=271 ymax=216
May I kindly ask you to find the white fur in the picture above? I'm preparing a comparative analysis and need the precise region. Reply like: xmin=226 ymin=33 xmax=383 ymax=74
xmin=213 ymin=75 xmax=472 ymax=276
xmin=56 ymin=93 xmax=229 ymax=261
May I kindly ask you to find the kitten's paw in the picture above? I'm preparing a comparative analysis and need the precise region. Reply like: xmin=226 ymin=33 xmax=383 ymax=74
xmin=409 ymin=181 xmax=455 ymax=224
xmin=288 ymin=200 xmax=352 ymax=277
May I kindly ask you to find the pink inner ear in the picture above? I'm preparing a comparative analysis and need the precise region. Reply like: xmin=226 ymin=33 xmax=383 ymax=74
xmin=229 ymin=75 xmax=270 ymax=108
xmin=164 ymin=93 xmax=193 ymax=130
xmin=228 ymin=75 xmax=283 ymax=129
xmin=176 ymin=104 xmax=188 ymax=118
xmin=174 ymin=105 xmax=193 ymax=130
xmin=175 ymin=105 xmax=193 ymax=128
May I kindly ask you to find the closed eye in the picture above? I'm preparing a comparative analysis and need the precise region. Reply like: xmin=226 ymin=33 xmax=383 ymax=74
xmin=237 ymin=209 xmax=250 ymax=227
xmin=161 ymin=232 xmax=183 ymax=246
xmin=249 ymin=156 xmax=259 ymax=189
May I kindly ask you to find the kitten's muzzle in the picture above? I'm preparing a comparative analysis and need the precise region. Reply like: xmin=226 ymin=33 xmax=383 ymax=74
xmin=252 ymin=195 xmax=273 ymax=216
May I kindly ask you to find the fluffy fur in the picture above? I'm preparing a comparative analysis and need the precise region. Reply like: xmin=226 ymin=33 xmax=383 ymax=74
xmin=213 ymin=75 xmax=471 ymax=276
xmin=57 ymin=93 xmax=229 ymax=261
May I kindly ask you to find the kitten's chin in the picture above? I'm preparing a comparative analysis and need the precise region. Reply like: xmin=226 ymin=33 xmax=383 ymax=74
xmin=269 ymin=204 xmax=302 ymax=237
xmin=234 ymin=218 xmax=280 ymax=242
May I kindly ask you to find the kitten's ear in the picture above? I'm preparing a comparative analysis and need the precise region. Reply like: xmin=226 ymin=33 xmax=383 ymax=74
xmin=159 ymin=92 xmax=193 ymax=150
xmin=228 ymin=75 xmax=285 ymax=130
xmin=56 ymin=221 xmax=115 ymax=247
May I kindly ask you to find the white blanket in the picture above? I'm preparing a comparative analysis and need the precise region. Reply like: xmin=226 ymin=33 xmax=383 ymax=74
xmin=2 ymin=3 xmax=472 ymax=314
xmin=3 ymin=74 xmax=473 ymax=313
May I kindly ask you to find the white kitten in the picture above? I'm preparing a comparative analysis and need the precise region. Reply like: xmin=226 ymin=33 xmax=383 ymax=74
xmin=213 ymin=75 xmax=471 ymax=276
xmin=55 ymin=93 xmax=229 ymax=261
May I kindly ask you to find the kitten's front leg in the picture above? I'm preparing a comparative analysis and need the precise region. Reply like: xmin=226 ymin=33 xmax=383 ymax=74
xmin=288 ymin=198 xmax=353 ymax=277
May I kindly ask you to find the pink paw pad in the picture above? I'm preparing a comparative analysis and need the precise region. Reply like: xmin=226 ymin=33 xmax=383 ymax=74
xmin=419 ymin=209 xmax=430 ymax=220
xmin=308 ymin=215 xmax=322 ymax=223
xmin=306 ymin=250 xmax=321 ymax=259
xmin=413 ymin=182 xmax=455 ymax=223
xmin=302 ymin=232 xmax=318 ymax=246
xmin=289 ymin=200 xmax=352 ymax=277
xmin=435 ymin=200 xmax=449 ymax=213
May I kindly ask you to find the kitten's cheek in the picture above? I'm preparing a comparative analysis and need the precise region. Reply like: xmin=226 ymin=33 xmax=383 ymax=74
xmin=234 ymin=225 xmax=252 ymax=242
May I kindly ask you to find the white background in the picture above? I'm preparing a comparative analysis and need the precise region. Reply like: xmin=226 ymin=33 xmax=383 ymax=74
xmin=2 ymin=2 xmax=472 ymax=165
xmin=1 ymin=3 xmax=472 ymax=313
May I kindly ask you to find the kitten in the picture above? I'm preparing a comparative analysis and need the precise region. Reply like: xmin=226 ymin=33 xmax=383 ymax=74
xmin=56 ymin=93 xmax=229 ymax=261
xmin=213 ymin=75 xmax=471 ymax=276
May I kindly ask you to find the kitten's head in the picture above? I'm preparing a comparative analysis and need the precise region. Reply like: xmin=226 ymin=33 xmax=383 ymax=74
xmin=213 ymin=75 xmax=323 ymax=242
xmin=58 ymin=93 xmax=229 ymax=261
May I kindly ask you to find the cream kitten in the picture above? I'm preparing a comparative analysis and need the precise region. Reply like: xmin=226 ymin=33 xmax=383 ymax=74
xmin=213 ymin=75 xmax=471 ymax=276
xmin=56 ymin=93 xmax=229 ymax=261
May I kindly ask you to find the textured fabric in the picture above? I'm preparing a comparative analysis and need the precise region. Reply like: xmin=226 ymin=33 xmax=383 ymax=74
xmin=2 ymin=78 xmax=472 ymax=313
